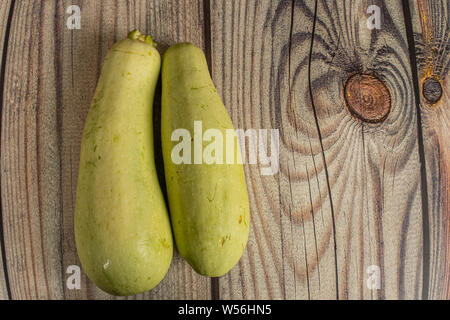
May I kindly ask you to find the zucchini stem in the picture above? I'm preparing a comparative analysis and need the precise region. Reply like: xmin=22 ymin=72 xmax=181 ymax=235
xmin=128 ymin=29 xmax=157 ymax=47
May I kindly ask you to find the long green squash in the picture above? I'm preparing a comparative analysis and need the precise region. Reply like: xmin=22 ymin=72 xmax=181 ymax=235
xmin=161 ymin=43 xmax=250 ymax=277
xmin=75 ymin=30 xmax=172 ymax=296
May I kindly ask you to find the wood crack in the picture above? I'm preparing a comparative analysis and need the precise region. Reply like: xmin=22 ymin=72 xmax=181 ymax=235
xmin=401 ymin=0 xmax=431 ymax=300
xmin=204 ymin=0 xmax=219 ymax=301
xmin=307 ymin=0 xmax=339 ymax=300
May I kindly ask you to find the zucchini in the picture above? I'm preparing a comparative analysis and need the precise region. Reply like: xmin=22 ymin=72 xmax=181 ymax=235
xmin=75 ymin=30 xmax=172 ymax=296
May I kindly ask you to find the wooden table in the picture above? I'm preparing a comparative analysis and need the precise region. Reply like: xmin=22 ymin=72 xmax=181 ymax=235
xmin=0 ymin=0 xmax=448 ymax=300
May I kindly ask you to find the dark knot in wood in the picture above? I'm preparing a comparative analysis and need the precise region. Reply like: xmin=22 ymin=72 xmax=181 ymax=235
xmin=344 ymin=74 xmax=391 ymax=123
xmin=422 ymin=77 xmax=442 ymax=104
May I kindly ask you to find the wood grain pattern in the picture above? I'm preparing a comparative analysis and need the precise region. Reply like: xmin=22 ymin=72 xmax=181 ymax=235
xmin=211 ymin=0 xmax=286 ymax=299
xmin=0 ymin=0 xmax=12 ymax=301
xmin=1 ymin=0 xmax=209 ymax=300
xmin=308 ymin=0 xmax=425 ymax=300
xmin=211 ymin=0 xmax=428 ymax=299
xmin=210 ymin=0 xmax=339 ymax=300
xmin=409 ymin=0 xmax=450 ymax=299
xmin=0 ymin=0 xmax=447 ymax=300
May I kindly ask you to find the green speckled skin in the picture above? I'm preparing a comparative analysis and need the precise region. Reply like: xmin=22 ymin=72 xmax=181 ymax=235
xmin=161 ymin=43 xmax=250 ymax=277
xmin=75 ymin=36 xmax=172 ymax=296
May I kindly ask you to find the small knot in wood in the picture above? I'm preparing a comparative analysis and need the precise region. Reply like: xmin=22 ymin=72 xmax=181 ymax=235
xmin=344 ymin=74 xmax=391 ymax=123
xmin=422 ymin=77 xmax=442 ymax=104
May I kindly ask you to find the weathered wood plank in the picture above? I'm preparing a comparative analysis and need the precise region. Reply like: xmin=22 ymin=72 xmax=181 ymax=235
xmin=212 ymin=0 xmax=427 ymax=299
xmin=408 ymin=0 xmax=450 ymax=299
xmin=0 ymin=0 xmax=13 ymax=301
xmin=1 ymin=0 xmax=209 ymax=299
xmin=210 ymin=0 xmax=338 ymax=299
xmin=211 ymin=0 xmax=282 ymax=299
xmin=308 ymin=0 xmax=424 ymax=299
xmin=0 ymin=0 xmax=64 ymax=299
